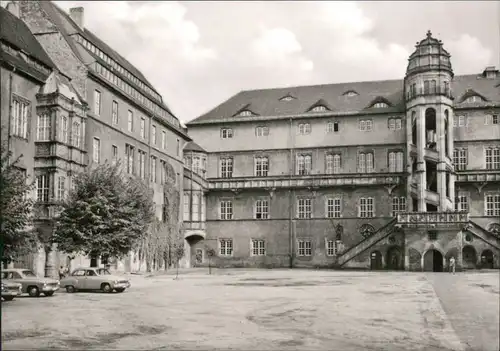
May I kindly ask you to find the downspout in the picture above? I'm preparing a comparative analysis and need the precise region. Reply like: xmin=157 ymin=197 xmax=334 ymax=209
xmin=288 ymin=117 xmax=294 ymax=268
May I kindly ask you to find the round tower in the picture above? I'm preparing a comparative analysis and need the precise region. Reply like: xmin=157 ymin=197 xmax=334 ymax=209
xmin=405 ymin=30 xmax=455 ymax=213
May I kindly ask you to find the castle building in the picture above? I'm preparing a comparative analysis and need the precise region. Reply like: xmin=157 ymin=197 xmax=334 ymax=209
xmin=1 ymin=1 xmax=191 ymax=276
xmin=186 ymin=31 xmax=500 ymax=271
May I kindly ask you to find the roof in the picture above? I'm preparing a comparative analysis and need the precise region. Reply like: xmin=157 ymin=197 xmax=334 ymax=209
xmin=48 ymin=2 xmax=158 ymax=96
xmin=184 ymin=141 xmax=206 ymax=153
xmin=187 ymin=74 xmax=500 ymax=126
xmin=0 ymin=6 xmax=55 ymax=69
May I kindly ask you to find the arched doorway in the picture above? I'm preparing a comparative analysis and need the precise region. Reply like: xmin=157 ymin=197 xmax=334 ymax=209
xmin=481 ymin=250 xmax=494 ymax=269
xmin=185 ymin=232 xmax=205 ymax=268
xmin=370 ymin=251 xmax=382 ymax=270
xmin=386 ymin=246 xmax=402 ymax=270
xmin=462 ymin=246 xmax=477 ymax=269
xmin=423 ymin=249 xmax=443 ymax=272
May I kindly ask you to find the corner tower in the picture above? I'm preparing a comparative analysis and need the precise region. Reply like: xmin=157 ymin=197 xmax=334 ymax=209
xmin=405 ymin=30 xmax=455 ymax=213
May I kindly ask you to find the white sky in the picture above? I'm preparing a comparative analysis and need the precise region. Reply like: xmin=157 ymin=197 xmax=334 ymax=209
xmin=46 ymin=1 xmax=500 ymax=122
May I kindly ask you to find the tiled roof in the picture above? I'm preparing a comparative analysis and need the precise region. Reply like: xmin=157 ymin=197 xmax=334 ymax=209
xmin=0 ymin=50 xmax=49 ymax=82
xmin=48 ymin=2 xmax=158 ymax=95
xmin=0 ymin=6 xmax=54 ymax=69
xmin=187 ymin=74 xmax=500 ymax=126
xmin=184 ymin=141 xmax=206 ymax=153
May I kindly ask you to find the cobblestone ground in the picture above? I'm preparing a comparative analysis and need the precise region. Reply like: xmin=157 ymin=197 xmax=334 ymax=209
xmin=1 ymin=270 xmax=499 ymax=351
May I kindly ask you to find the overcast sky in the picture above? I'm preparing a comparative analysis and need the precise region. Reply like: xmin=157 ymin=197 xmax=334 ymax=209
xmin=51 ymin=1 xmax=500 ymax=123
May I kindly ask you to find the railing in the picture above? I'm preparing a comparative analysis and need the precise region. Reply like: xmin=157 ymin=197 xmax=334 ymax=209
xmin=183 ymin=221 xmax=206 ymax=230
xmin=207 ymin=173 xmax=403 ymax=191
xmin=455 ymin=170 xmax=500 ymax=183
xmin=397 ymin=211 xmax=469 ymax=227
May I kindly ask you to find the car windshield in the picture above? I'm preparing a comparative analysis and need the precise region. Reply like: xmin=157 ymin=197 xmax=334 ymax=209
xmin=97 ymin=269 xmax=111 ymax=275
xmin=21 ymin=270 xmax=37 ymax=277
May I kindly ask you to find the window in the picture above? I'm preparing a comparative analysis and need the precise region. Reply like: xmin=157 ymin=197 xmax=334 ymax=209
xmin=280 ymin=96 xmax=294 ymax=102
xmin=61 ymin=116 xmax=68 ymax=143
xmin=326 ymin=121 xmax=339 ymax=133
xmin=183 ymin=192 xmax=190 ymax=221
xmin=255 ymin=199 xmax=269 ymax=219
xmin=485 ymin=114 xmax=499 ymax=125
xmin=161 ymin=131 xmax=166 ymax=149
xmin=464 ymin=95 xmax=483 ymax=103
xmin=359 ymin=197 xmax=374 ymax=218
xmin=93 ymin=138 xmax=100 ymax=163
xmin=192 ymin=193 xmax=200 ymax=221
xmin=297 ymin=154 xmax=312 ymax=175
xmin=221 ymin=128 xmax=233 ymax=139
xmin=94 ymin=90 xmax=101 ymax=115
xmin=297 ymin=198 xmax=312 ymax=219
xmin=37 ymin=114 xmax=50 ymax=141
xmin=192 ymin=156 xmax=201 ymax=174
xmin=298 ymin=123 xmax=311 ymax=135
xmin=325 ymin=154 xmax=341 ymax=174
xmin=140 ymin=118 xmax=146 ymax=139
xmin=138 ymin=150 xmax=146 ymax=179
xmin=112 ymin=145 xmax=118 ymax=164
xmin=428 ymin=231 xmax=438 ymax=241
xmin=358 ymin=152 xmax=374 ymax=173
xmin=453 ymin=115 xmax=467 ymax=127
xmin=311 ymin=105 xmax=327 ymax=112
xmin=388 ymin=151 xmax=404 ymax=172
xmin=218 ymin=157 xmax=233 ymax=178
xmin=391 ymin=197 xmax=406 ymax=217
xmin=485 ymin=148 xmax=500 ymax=169
xmin=150 ymin=156 xmax=157 ymax=183
xmin=36 ymin=174 xmax=49 ymax=202
xmin=254 ymin=156 xmax=269 ymax=177
xmin=326 ymin=197 xmax=342 ymax=218
xmin=359 ymin=119 xmax=373 ymax=131
xmin=326 ymin=240 xmax=341 ymax=256
xmin=152 ymin=125 xmax=157 ymax=144
xmin=72 ymin=121 xmax=80 ymax=147
xmin=125 ymin=144 xmax=135 ymax=174
xmin=297 ymin=240 xmax=312 ymax=256
xmin=220 ymin=200 xmax=233 ymax=220
xmin=388 ymin=118 xmax=402 ymax=130
xmin=238 ymin=110 xmax=252 ymax=117
xmin=372 ymin=102 xmax=389 ymax=108
xmin=343 ymin=91 xmax=358 ymax=97
xmin=255 ymin=126 xmax=269 ymax=137
xmin=112 ymin=100 xmax=118 ymax=124
xmin=455 ymin=193 xmax=469 ymax=212
xmin=57 ymin=176 xmax=66 ymax=200
xmin=11 ymin=99 xmax=29 ymax=139
xmin=127 ymin=110 xmax=133 ymax=132
xmin=251 ymin=239 xmax=266 ymax=256
xmin=219 ymin=239 xmax=233 ymax=256
xmin=453 ymin=148 xmax=467 ymax=171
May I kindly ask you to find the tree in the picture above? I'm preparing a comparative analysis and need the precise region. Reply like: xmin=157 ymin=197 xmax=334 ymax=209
xmin=0 ymin=143 xmax=38 ymax=264
xmin=52 ymin=161 xmax=155 ymax=261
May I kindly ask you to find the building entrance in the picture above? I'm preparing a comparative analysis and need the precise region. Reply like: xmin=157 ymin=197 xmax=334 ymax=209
xmin=423 ymin=249 xmax=443 ymax=272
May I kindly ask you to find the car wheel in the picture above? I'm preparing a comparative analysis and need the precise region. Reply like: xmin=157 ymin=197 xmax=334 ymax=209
xmin=101 ymin=283 xmax=112 ymax=293
xmin=45 ymin=291 xmax=55 ymax=296
xmin=115 ymin=288 xmax=125 ymax=293
xmin=66 ymin=285 xmax=76 ymax=293
xmin=28 ymin=286 xmax=40 ymax=297
xmin=2 ymin=296 xmax=15 ymax=301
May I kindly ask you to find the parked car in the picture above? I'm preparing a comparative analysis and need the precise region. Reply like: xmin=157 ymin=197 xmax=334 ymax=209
xmin=1 ymin=269 xmax=60 ymax=297
xmin=1 ymin=281 xmax=22 ymax=301
xmin=60 ymin=267 xmax=131 ymax=293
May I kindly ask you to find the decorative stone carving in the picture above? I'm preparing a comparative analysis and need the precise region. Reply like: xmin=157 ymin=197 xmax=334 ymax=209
xmin=487 ymin=223 xmax=500 ymax=236
xmin=335 ymin=224 xmax=343 ymax=241
xmin=360 ymin=224 xmax=375 ymax=239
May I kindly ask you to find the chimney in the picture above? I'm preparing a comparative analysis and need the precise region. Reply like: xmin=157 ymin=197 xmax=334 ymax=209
xmin=69 ymin=7 xmax=84 ymax=30
xmin=6 ymin=1 xmax=20 ymax=18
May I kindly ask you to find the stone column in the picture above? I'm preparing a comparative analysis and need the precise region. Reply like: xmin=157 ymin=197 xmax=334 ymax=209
xmin=44 ymin=243 xmax=57 ymax=278
xmin=457 ymin=229 xmax=464 ymax=272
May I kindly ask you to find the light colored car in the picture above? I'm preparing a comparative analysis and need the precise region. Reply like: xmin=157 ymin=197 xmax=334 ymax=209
xmin=1 ymin=269 xmax=60 ymax=297
xmin=1 ymin=281 xmax=22 ymax=301
xmin=60 ymin=267 xmax=131 ymax=293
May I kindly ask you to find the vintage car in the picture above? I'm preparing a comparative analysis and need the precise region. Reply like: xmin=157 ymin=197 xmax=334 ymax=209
xmin=1 ymin=269 xmax=60 ymax=297
xmin=59 ymin=267 xmax=131 ymax=293
xmin=1 ymin=281 xmax=22 ymax=301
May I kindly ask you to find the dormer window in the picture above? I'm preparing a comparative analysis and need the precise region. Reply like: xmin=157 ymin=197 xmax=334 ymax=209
xmin=238 ymin=110 xmax=253 ymax=117
xmin=311 ymin=105 xmax=327 ymax=112
xmin=280 ymin=95 xmax=295 ymax=102
xmin=343 ymin=90 xmax=358 ymax=97
xmin=372 ymin=102 xmax=389 ymax=108
xmin=464 ymin=95 xmax=484 ymax=103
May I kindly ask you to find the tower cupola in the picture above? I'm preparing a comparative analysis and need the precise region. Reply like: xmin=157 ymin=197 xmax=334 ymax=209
xmin=406 ymin=30 xmax=453 ymax=79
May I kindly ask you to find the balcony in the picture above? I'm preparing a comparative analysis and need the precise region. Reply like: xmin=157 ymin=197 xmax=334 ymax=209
xmin=183 ymin=221 xmax=206 ymax=231
xmin=455 ymin=170 xmax=500 ymax=183
xmin=397 ymin=211 xmax=469 ymax=229
xmin=207 ymin=173 xmax=404 ymax=191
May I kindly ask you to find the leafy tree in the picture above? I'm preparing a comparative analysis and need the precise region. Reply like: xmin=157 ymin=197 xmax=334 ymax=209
xmin=0 ymin=142 xmax=38 ymax=264
xmin=52 ymin=161 xmax=155 ymax=261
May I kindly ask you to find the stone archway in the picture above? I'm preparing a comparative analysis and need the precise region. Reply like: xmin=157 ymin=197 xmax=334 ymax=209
xmin=370 ymin=250 xmax=383 ymax=270
xmin=423 ymin=249 xmax=444 ymax=272
xmin=480 ymin=249 xmax=494 ymax=269
xmin=386 ymin=246 xmax=403 ymax=270
xmin=462 ymin=245 xmax=477 ymax=269
xmin=185 ymin=232 xmax=206 ymax=268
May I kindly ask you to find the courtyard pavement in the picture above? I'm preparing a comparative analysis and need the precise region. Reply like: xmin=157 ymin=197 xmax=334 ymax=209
xmin=1 ymin=269 xmax=499 ymax=351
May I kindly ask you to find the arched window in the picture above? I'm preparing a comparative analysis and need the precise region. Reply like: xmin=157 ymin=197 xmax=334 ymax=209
xmin=360 ymin=224 xmax=375 ymax=239
xmin=424 ymin=80 xmax=430 ymax=94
